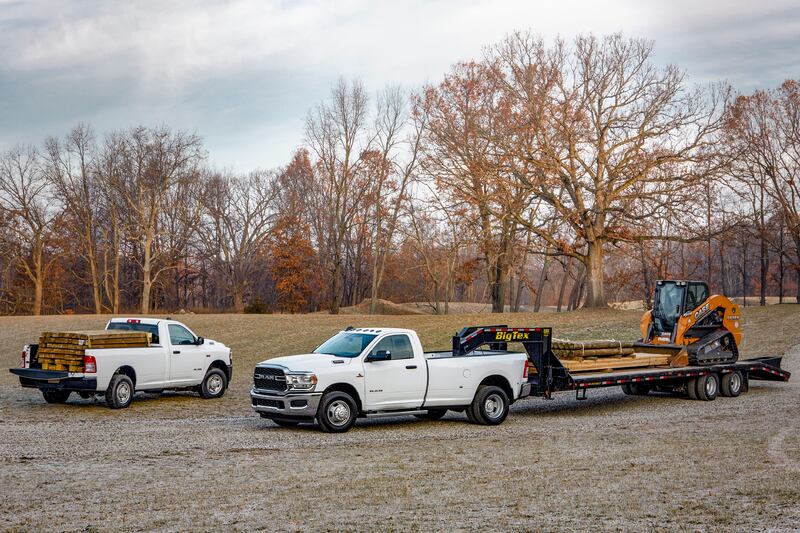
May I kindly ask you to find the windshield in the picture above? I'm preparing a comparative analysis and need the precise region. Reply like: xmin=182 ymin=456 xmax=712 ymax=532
xmin=654 ymin=283 xmax=685 ymax=331
xmin=313 ymin=332 xmax=377 ymax=358
xmin=107 ymin=322 xmax=160 ymax=344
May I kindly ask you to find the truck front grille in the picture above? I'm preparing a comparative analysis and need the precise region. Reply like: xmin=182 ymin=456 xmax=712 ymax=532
xmin=253 ymin=366 xmax=287 ymax=392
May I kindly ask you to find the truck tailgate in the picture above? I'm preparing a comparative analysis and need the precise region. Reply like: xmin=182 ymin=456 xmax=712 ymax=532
xmin=10 ymin=368 xmax=96 ymax=391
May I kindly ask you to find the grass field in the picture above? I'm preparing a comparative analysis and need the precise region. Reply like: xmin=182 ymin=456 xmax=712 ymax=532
xmin=1 ymin=305 xmax=799 ymax=531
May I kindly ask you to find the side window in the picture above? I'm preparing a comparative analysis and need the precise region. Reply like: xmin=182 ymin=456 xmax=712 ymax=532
xmin=688 ymin=284 xmax=708 ymax=310
xmin=168 ymin=324 xmax=196 ymax=345
xmin=370 ymin=335 xmax=414 ymax=360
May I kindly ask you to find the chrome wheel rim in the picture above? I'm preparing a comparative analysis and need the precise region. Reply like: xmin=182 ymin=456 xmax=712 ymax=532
xmin=729 ymin=373 xmax=741 ymax=394
xmin=705 ymin=376 xmax=717 ymax=396
xmin=327 ymin=400 xmax=351 ymax=426
xmin=208 ymin=374 xmax=223 ymax=394
xmin=117 ymin=382 xmax=131 ymax=403
xmin=484 ymin=393 xmax=504 ymax=420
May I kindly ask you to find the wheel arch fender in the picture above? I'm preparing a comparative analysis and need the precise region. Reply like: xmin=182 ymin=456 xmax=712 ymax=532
xmin=323 ymin=382 xmax=363 ymax=414
xmin=114 ymin=365 xmax=137 ymax=389
xmin=477 ymin=374 xmax=514 ymax=403
xmin=208 ymin=359 xmax=231 ymax=381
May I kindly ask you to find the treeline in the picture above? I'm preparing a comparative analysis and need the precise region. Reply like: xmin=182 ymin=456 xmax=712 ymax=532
xmin=0 ymin=32 xmax=798 ymax=315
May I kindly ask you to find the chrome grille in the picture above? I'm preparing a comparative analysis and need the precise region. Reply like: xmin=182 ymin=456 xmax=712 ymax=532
xmin=253 ymin=366 xmax=287 ymax=392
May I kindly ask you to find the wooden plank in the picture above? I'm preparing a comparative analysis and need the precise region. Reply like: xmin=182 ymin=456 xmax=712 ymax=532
xmin=562 ymin=354 xmax=670 ymax=373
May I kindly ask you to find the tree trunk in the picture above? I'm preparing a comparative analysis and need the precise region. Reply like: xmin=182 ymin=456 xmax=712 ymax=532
xmin=32 ymin=276 xmax=43 ymax=316
xmin=141 ymin=230 xmax=153 ymax=314
xmin=556 ymin=260 xmax=570 ymax=313
xmin=491 ymin=261 xmax=508 ymax=313
xmin=232 ymin=285 xmax=245 ymax=313
xmin=534 ymin=255 xmax=549 ymax=313
xmin=583 ymin=241 xmax=606 ymax=308
xmin=330 ymin=252 xmax=342 ymax=315
xmin=639 ymin=243 xmax=653 ymax=309
xmin=568 ymin=264 xmax=586 ymax=311
xmin=760 ymin=232 xmax=768 ymax=306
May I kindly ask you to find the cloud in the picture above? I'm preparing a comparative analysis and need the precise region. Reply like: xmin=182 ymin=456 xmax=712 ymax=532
xmin=0 ymin=0 xmax=798 ymax=170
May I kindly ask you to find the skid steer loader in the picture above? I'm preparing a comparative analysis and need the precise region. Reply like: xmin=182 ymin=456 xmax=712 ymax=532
xmin=636 ymin=280 xmax=742 ymax=366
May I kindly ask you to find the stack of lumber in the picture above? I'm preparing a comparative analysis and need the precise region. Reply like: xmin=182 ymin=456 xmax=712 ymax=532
xmin=561 ymin=353 xmax=671 ymax=373
xmin=37 ymin=330 xmax=150 ymax=372
xmin=552 ymin=339 xmax=635 ymax=360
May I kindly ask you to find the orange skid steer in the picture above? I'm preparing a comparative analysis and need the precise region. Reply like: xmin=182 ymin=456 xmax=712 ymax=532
xmin=636 ymin=280 xmax=742 ymax=367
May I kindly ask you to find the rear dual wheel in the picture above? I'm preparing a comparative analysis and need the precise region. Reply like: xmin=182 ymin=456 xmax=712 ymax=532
xmin=466 ymin=385 xmax=509 ymax=425
xmin=621 ymin=383 xmax=650 ymax=396
xmin=720 ymin=371 xmax=743 ymax=397
xmin=42 ymin=390 xmax=71 ymax=404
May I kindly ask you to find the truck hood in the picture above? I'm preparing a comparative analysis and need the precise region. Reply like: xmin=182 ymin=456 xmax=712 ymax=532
xmin=256 ymin=353 xmax=354 ymax=372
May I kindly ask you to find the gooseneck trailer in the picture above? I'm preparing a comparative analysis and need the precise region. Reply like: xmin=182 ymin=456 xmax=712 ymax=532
xmin=454 ymin=326 xmax=791 ymax=402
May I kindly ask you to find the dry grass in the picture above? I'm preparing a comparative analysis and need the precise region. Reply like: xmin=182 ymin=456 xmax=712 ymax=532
xmin=0 ymin=305 xmax=798 ymax=531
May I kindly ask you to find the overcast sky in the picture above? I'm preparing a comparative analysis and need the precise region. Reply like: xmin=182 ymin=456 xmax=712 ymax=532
xmin=1 ymin=0 xmax=798 ymax=171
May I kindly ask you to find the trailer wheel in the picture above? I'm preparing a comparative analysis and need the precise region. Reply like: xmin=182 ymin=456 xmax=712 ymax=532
xmin=621 ymin=383 xmax=634 ymax=395
xmin=105 ymin=374 xmax=134 ymax=409
xmin=414 ymin=409 xmax=447 ymax=421
xmin=199 ymin=368 xmax=228 ymax=399
xmin=720 ymin=371 xmax=743 ymax=397
xmin=630 ymin=383 xmax=650 ymax=396
xmin=471 ymin=385 xmax=509 ymax=426
xmin=42 ymin=390 xmax=71 ymax=404
xmin=695 ymin=374 xmax=719 ymax=401
xmin=686 ymin=378 xmax=698 ymax=400
xmin=317 ymin=391 xmax=358 ymax=433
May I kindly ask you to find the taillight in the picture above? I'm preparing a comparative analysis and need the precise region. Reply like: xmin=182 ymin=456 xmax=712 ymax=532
xmin=84 ymin=355 xmax=97 ymax=374
xmin=523 ymin=361 xmax=529 ymax=379
xmin=21 ymin=350 xmax=27 ymax=368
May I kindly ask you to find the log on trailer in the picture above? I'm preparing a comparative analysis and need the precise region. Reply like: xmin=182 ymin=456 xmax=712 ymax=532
xmin=36 ymin=330 xmax=151 ymax=371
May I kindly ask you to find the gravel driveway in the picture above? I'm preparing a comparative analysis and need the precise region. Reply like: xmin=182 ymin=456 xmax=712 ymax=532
xmin=1 ymin=342 xmax=798 ymax=532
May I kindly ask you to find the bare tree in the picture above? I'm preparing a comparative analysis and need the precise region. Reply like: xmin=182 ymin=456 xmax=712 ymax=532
xmin=109 ymin=127 xmax=205 ymax=313
xmin=305 ymin=78 xmax=372 ymax=314
xmin=494 ymin=32 xmax=728 ymax=307
xmin=0 ymin=146 xmax=63 ymax=315
xmin=199 ymin=170 xmax=276 ymax=312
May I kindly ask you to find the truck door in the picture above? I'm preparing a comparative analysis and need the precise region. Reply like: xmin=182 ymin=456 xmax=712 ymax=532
xmin=362 ymin=334 xmax=426 ymax=410
xmin=167 ymin=324 xmax=205 ymax=385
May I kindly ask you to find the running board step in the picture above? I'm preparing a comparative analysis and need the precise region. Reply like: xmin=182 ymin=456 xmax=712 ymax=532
xmin=364 ymin=409 xmax=427 ymax=418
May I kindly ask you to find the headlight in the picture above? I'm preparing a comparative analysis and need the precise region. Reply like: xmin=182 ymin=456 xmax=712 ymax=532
xmin=286 ymin=373 xmax=317 ymax=390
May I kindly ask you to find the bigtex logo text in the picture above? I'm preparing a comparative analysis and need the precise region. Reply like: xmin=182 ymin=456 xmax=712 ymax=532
xmin=494 ymin=331 xmax=530 ymax=342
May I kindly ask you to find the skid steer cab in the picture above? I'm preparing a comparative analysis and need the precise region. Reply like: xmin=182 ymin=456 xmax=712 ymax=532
xmin=636 ymin=280 xmax=742 ymax=366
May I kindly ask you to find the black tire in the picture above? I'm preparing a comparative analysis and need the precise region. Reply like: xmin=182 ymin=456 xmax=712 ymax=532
xmin=464 ymin=403 xmax=481 ymax=424
xmin=621 ymin=383 xmax=634 ymax=395
xmin=273 ymin=419 xmax=300 ymax=428
xmin=695 ymin=374 xmax=719 ymax=401
xmin=42 ymin=390 xmax=71 ymax=404
xmin=105 ymin=374 xmax=134 ymax=409
xmin=471 ymin=385 xmax=509 ymax=426
xmin=199 ymin=368 xmax=228 ymax=399
xmin=630 ymin=383 xmax=650 ymax=396
xmin=687 ymin=378 xmax=698 ymax=400
xmin=414 ymin=409 xmax=447 ymax=421
xmin=317 ymin=391 xmax=358 ymax=433
xmin=720 ymin=371 xmax=743 ymax=397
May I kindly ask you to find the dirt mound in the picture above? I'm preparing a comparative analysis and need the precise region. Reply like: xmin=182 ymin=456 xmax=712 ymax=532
xmin=336 ymin=298 xmax=426 ymax=315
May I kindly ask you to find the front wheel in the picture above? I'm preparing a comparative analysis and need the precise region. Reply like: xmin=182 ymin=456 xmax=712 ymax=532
xmin=317 ymin=391 xmax=358 ymax=433
xmin=470 ymin=385 xmax=509 ymax=426
xmin=199 ymin=368 xmax=228 ymax=399
xmin=42 ymin=390 xmax=71 ymax=404
xmin=105 ymin=374 xmax=134 ymax=409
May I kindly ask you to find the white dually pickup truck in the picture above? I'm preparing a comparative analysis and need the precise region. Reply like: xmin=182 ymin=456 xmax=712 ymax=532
xmin=11 ymin=317 xmax=232 ymax=409
xmin=251 ymin=327 xmax=531 ymax=432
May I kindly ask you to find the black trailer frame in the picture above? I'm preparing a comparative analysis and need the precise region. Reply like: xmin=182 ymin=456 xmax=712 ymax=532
xmin=451 ymin=326 xmax=790 ymax=399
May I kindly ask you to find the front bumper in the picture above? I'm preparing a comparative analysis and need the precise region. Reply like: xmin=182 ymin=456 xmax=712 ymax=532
xmin=9 ymin=368 xmax=97 ymax=391
xmin=250 ymin=388 xmax=322 ymax=420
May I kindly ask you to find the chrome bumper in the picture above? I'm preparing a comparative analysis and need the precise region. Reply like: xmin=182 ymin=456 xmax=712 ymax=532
xmin=250 ymin=388 xmax=322 ymax=419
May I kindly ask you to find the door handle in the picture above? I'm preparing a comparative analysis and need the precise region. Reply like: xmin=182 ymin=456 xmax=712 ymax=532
xmin=173 ymin=350 xmax=181 ymax=355
xmin=406 ymin=365 xmax=417 ymax=369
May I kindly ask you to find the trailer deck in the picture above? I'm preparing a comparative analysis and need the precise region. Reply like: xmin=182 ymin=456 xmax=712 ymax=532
xmin=451 ymin=326 xmax=790 ymax=401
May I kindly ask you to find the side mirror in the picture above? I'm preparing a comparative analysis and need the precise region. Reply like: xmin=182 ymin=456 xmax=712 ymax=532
xmin=366 ymin=350 xmax=391 ymax=362
xmin=196 ymin=337 xmax=204 ymax=345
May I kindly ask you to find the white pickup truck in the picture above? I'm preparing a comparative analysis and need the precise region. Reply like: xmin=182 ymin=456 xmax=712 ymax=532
xmin=250 ymin=327 xmax=530 ymax=432
xmin=11 ymin=317 xmax=232 ymax=409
